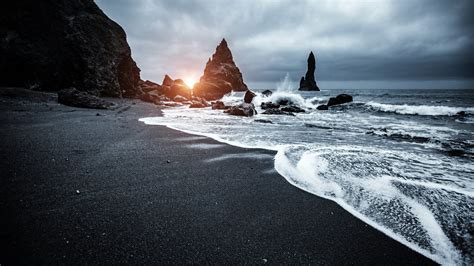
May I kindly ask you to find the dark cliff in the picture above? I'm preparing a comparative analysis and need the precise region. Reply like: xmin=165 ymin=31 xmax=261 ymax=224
xmin=0 ymin=0 xmax=141 ymax=97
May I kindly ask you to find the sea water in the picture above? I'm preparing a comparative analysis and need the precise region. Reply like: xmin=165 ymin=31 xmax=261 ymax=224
xmin=140 ymin=86 xmax=473 ymax=265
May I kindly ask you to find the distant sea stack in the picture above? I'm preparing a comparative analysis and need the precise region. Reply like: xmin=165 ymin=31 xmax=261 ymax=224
xmin=0 ymin=0 xmax=141 ymax=97
xmin=193 ymin=39 xmax=248 ymax=100
xmin=298 ymin=51 xmax=320 ymax=91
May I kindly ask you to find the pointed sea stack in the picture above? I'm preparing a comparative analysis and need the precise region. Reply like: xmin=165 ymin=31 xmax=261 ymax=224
xmin=298 ymin=51 xmax=320 ymax=91
xmin=193 ymin=39 xmax=248 ymax=100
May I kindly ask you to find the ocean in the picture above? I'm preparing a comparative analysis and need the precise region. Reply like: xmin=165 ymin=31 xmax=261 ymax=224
xmin=140 ymin=86 xmax=473 ymax=265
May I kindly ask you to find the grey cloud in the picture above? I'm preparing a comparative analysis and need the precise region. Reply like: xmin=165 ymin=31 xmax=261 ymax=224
xmin=95 ymin=0 xmax=473 ymax=86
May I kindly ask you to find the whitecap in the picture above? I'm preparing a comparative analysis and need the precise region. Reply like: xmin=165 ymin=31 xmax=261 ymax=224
xmin=366 ymin=102 xmax=474 ymax=116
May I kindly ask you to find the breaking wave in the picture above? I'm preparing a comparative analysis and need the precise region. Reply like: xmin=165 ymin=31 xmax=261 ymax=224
xmin=366 ymin=102 xmax=474 ymax=116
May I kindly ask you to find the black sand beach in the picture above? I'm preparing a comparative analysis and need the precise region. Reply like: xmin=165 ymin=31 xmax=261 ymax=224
xmin=0 ymin=88 xmax=435 ymax=264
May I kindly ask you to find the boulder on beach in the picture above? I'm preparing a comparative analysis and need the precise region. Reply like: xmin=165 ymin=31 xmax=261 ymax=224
xmin=262 ymin=90 xmax=273 ymax=97
xmin=138 ymin=80 xmax=162 ymax=93
xmin=173 ymin=95 xmax=188 ymax=102
xmin=189 ymin=102 xmax=207 ymax=108
xmin=262 ymin=108 xmax=295 ymax=116
xmin=327 ymin=94 xmax=353 ymax=107
xmin=212 ymin=101 xmax=229 ymax=110
xmin=1 ymin=0 xmax=141 ymax=97
xmin=277 ymin=99 xmax=290 ymax=105
xmin=298 ymin=51 xmax=320 ymax=91
xmin=261 ymin=102 xmax=280 ymax=110
xmin=224 ymin=103 xmax=257 ymax=117
xmin=281 ymin=105 xmax=305 ymax=113
xmin=244 ymin=90 xmax=256 ymax=103
xmin=58 ymin=88 xmax=114 ymax=109
xmin=193 ymin=39 xmax=248 ymax=100
xmin=316 ymin=104 xmax=329 ymax=110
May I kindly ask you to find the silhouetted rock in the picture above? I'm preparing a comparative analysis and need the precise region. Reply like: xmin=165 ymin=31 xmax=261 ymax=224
xmin=262 ymin=108 xmax=295 ymax=116
xmin=244 ymin=90 xmax=256 ymax=103
xmin=262 ymin=90 xmax=273 ymax=96
xmin=189 ymin=102 xmax=207 ymax=108
xmin=193 ymin=39 xmax=248 ymax=100
xmin=277 ymin=99 xmax=290 ymax=105
xmin=298 ymin=52 xmax=320 ymax=91
xmin=138 ymin=80 xmax=161 ymax=93
xmin=254 ymin=119 xmax=273 ymax=124
xmin=173 ymin=95 xmax=187 ymax=102
xmin=162 ymin=75 xmax=174 ymax=87
xmin=281 ymin=105 xmax=305 ymax=113
xmin=327 ymin=94 xmax=353 ymax=106
xmin=317 ymin=105 xmax=329 ymax=110
xmin=1 ymin=0 xmax=140 ymax=97
xmin=261 ymin=102 xmax=280 ymax=110
xmin=212 ymin=101 xmax=229 ymax=110
xmin=58 ymin=88 xmax=113 ymax=109
xmin=224 ymin=103 xmax=256 ymax=117
xmin=158 ymin=75 xmax=191 ymax=99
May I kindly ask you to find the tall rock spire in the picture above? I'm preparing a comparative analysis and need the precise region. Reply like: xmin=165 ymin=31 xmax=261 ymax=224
xmin=193 ymin=38 xmax=248 ymax=100
xmin=299 ymin=51 xmax=320 ymax=91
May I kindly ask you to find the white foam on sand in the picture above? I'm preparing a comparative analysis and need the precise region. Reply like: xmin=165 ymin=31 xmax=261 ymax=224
xmin=185 ymin=143 xmax=226 ymax=149
xmin=176 ymin=136 xmax=209 ymax=141
xmin=204 ymin=152 xmax=274 ymax=163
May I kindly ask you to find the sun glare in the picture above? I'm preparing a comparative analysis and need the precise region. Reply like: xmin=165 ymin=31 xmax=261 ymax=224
xmin=184 ymin=77 xmax=197 ymax=89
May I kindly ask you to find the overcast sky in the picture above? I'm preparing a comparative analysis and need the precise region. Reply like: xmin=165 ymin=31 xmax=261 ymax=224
xmin=96 ymin=0 xmax=473 ymax=89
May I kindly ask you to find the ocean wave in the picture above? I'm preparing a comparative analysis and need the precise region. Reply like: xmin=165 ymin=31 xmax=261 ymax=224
xmin=139 ymin=97 xmax=473 ymax=264
xmin=246 ymin=91 xmax=325 ymax=110
xmin=366 ymin=102 xmax=474 ymax=116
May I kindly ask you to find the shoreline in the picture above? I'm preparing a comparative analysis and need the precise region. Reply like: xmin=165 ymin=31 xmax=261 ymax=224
xmin=0 ymin=88 xmax=435 ymax=264
xmin=141 ymin=114 xmax=443 ymax=264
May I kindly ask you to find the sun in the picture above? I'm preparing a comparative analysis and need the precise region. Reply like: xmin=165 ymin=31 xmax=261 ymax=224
xmin=184 ymin=77 xmax=197 ymax=89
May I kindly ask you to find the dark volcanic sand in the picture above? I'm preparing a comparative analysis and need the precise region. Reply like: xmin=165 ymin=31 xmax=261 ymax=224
xmin=0 ymin=88 xmax=435 ymax=264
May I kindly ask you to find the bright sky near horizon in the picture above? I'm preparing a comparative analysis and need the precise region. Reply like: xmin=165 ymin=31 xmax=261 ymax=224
xmin=96 ymin=0 xmax=473 ymax=89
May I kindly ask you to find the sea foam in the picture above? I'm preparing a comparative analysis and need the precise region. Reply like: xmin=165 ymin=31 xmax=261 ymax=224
xmin=366 ymin=102 xmax=474 ymax=116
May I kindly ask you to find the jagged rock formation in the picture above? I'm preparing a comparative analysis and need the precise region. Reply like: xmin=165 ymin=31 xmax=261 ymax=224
xmin=298 ymin=52 xmax=320 ymax=91
xmin=244 ymin=90 xmax=256 ymax=103
xmin=138 ymin=80 xmax=162 ymax=93
xmin=0 ymin=0 xmax=140 ymax=97
xmin=193 ymin=39 xmax=248 ymax=100
xmin=158 ymin=75 xmax=191 ymax=99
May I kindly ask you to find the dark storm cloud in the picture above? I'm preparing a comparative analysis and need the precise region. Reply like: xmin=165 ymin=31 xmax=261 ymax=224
xmin=95 ymin=0 xmax=473 ymax=84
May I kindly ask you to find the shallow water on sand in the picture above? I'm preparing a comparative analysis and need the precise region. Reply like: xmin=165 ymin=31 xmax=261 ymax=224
xmin=140 ymin=88 xmax=474 ymax=264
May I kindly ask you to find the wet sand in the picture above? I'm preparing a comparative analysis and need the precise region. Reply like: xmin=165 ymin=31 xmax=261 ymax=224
xmin=0 ymin=88 xmax=435 ymax=264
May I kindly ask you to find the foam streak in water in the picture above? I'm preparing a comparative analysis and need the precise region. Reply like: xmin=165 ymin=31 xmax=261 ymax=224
xmin=366 ymin=102 xmax=474 ymax=116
